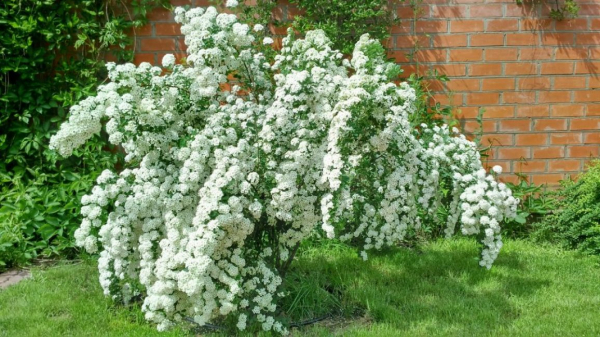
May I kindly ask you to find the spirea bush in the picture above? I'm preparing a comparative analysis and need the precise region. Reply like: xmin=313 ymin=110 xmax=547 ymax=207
xmin=50 ymin=6 xmax=518 ymax=334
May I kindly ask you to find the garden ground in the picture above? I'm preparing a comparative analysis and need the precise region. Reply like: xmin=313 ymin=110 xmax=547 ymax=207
xmin=0 ymin=238 xmax=598 ymax=336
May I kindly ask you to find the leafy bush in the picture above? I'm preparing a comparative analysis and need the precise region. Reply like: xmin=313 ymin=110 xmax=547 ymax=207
xmin=534 ymin=161 xmax=600 ymax=255
xmin=50 ymin=5 xmax=517 ymax=334
xmin=502 ymin=174 xmax=555 ymax=238
xmin=290 ymin=0 xmax=400 ymax=55
xmin=0 ymin=0 xmax=165 ymax=269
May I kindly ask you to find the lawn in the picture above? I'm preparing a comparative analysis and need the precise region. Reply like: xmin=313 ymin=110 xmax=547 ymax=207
xmin=0 ymin=238 xmax=599 ymax=336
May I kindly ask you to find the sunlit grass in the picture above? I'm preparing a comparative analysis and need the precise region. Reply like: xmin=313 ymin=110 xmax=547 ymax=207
xmin=1 ymin=238 xmax=599 ymax=336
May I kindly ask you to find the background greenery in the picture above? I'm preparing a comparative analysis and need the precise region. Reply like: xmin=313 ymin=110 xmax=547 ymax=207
xmin=0 ymin=0 xmax=167 ymax=270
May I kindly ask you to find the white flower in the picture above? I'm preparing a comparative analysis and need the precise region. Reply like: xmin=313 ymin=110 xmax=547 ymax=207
xmin=226 ymin=0 xmax=239 ymax=8
xmin=492 ymin=165 xmax=503 ymax=175
xmin=162 ymin=54 xmax=175 ymax=68
xmin=263 ymin=37 xmax=274 ymax=45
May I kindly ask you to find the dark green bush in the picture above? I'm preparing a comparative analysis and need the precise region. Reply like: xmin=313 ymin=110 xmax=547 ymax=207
xmin=534 ymin=161 xmax=600 ymax=256
xmin=0 ymin=0 xmax=165 ymax=270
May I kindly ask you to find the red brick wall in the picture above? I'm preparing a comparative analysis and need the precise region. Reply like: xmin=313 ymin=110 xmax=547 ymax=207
xmin=135 ymin=0 xmax=600 ymax=184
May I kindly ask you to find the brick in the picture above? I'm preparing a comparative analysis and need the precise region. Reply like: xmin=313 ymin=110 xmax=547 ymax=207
xmin=140 ymin=38 xmax=176 ymax=51
xmin=589 ymin=77 xmax=600 ymax=89
xmin=549 ymin=160 xmax=581 ymax=172
xmin=506 ymin=92 xmax=536 ymax=104
xmin=499 ymin=119 xmax=531 ymax=132
xmin=519 ymin=47 xmax=553 ymax=60
xmin=551 ymin=133 xmax=582 ymax=144
xmin=568 ymin=145 xmax=600 ymax=157
xmin=147 ymin=8 xmax=172 ymax=21
xmin=584 ymin=133 xmax=600 ymax=143
xmin=592 ymin=18 xmax=600 ymax=30
xmin=505 ymin=3 xmax=535 ymax=17
xmin=155 ymin=23 xmax=181 ymax=36
xmin=531 ymin=174 xmax=565 ymax=185
xmin=514 ymin=160 xmax=547 ymax=173
xmin=579 ymin=4 xmax=600 ymax=15
xmin=484 ymin=106 xmax=515 ymax=118
xmin=462 ymin=120 xmax=496 ymax=133
xmin=516 ymin=105 xmax=550 ymax=116
xmin=431 ymin=64 xmax=468 ymax=76
xmin=482 ymin=78 xmax=515 ymax=90
xmin=470 ymin=34 xmax=504 ymax=47
xmin=520 ymin=19 xmax=553 ymax=31
xmin=555 ymin=18 xmax=589 ymax=31
xmin=430 ymin=5 xmax=468 ymax=18
xmin=424 ymin=79 xmax=446 ymax=92
xmin=519 ymin=78 xmax=550 ymax=90
xmin=431 ymin=94 xmax=452 ymax=105
xmin=391 ymin=21 xmax=412 ymax=34
xmin=551 ymin=104 xmax=585 ymax=117
xmin=133 ymin=53 xmax=155 ymax=65
xmin=516 ymin=134 xmax=548 ymax=146
xmin=507 ymin=33 xmax=539 ymax=46
xmin=395 ymin=35 xmax=430 ymax=48
xmin=587 ymin=104 xmax=600 ymax=115
xmin=574 ymin=90 xmax=600 ymax=102
xmin=446 ymin=79 xmax=480 ymax=91
xmin=431 ymin=35 xmax=468 ymax=47
xmin=481 ymin=134 xmax=514 ymax=146
xmin=541 ymin=33 xmax=575 ymax=46
xmin=470 ymin=5 xmax=503 ymax=17
xmin=538 ymin=91 xmax=571 ymax=103
xmin=467 ymin=93 xmax=500 ymax=105
xmin=451 ymin=20 xmax=484 ymax=32
xmin=574 ymin=62 xmax=600 ymax=74
xmin=533 ymin=146 xmax=565 ymax=159
xmin=554 ymin=77 xmax=588 ymax=89
xmin=396 ymin=7 xmax=415 ymax=19
xmin=497 ymin=147 xmax=530 ymax=159
xmin=470 ymin=63 xmax=502 ymax=76
xmin=449 ymin=49 xmax=483 ymax=62
xmin=414 ymin=49 xmax=447 ymax=63
xmin=540 ymin=62 xmax=574 ymax=75
xmin=571 ymin=118 xmax=600 ymax=130
xmin=486 ymin=19 xmax=519 ymax=31
xmin=505 ymin=63 xmax=538 ymax=75
xmin=456 ymin=107 xmax=482 ymax=119
xmin=391 ymin=51 xmax=410 ymax=63
xmin=587 ymin=46 xmax=600 ymax=59
xmin=576 ymin=33 xmax=599 ymax=45
xmin=400 ymin=64 xmax=426 ymax=76
xmin=135 ymin=24 xmax=153 ymax=36
xmin=416 ymin=21 xmax=448 ymax=33
xmin=555 ymin=48 xmax=589 ymax=60
xmin=534 ymin=119 xmax=567 ymax=131
xmin=485 ymin=48 xmax=518 ymax=61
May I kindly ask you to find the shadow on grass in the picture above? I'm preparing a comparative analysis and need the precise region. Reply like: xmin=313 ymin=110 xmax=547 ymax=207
xmin=287 ymin=240 xmax=548 ymax=334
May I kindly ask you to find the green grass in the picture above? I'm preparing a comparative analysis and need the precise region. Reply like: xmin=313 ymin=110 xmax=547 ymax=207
xmin=1 ymin=239 xmax=599 ymax=336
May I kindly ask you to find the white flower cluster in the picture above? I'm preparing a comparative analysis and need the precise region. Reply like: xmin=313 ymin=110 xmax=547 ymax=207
xmin=50 ymin=5 xmax=518 ymax=334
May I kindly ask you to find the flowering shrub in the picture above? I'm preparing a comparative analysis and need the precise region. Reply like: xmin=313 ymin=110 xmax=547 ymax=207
xmin=50 ymin=5 xmax=518 ymax=334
